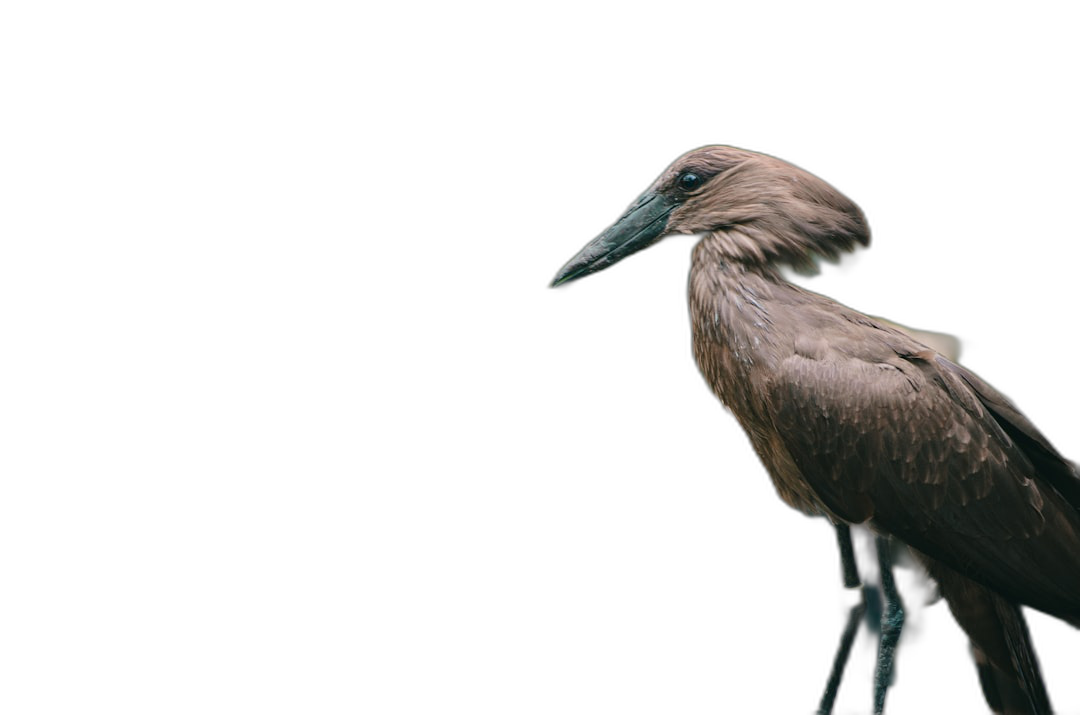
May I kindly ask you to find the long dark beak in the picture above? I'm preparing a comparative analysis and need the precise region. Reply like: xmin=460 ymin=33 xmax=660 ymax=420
xmin=550 ymin=192 xmax=678 ymax=287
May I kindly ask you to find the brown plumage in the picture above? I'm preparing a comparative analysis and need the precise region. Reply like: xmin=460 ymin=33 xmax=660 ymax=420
xmin=551 ymin=146 xmax=1080 ymax=714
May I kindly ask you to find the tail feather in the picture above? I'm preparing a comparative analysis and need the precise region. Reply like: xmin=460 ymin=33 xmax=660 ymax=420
xmin=967 ymin=602 xmax=1052 ymax=715
xmin=920 ymin=554 xmax=1052 ymax=714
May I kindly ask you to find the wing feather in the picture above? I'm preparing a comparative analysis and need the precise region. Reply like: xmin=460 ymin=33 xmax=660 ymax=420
xmin=766 ymin=348 xmax=1080 ymax=622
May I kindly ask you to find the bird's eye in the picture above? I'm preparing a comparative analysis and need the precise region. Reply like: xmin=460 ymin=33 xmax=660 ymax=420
xmin=678 ymin=172 xmax=702 ymax=191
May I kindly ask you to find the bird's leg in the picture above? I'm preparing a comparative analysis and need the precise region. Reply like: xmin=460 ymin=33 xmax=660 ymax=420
xmin=872 ymin=536 xmax=905 ymax=715
xmin=817 ymin=524 xmax=869 ymax=715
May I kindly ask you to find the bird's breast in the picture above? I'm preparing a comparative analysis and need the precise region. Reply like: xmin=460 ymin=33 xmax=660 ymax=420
xmin=687 ymin=259 xmax=830 ymax=517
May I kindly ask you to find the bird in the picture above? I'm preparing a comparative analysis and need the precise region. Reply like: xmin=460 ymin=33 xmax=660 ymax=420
xmin=549 ymin=145 xmax=1080 ymax=714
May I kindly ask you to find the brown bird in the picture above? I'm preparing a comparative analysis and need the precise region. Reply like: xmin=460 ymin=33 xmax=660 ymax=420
xmin=550 ymin=146 xmax=1080 ymax=714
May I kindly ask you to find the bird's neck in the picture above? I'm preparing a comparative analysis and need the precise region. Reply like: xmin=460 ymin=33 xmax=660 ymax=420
xmin=688 ymin=233 xmax=793 ymax=331
xmin=688 ymin=233 xmax=801 ymax=396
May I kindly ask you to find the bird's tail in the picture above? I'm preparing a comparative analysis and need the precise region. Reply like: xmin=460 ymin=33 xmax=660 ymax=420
xmin=923 ymin=555 xmax=1052 ymax=714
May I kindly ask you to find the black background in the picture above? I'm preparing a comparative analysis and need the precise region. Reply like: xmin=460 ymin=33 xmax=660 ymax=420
xmin=425 ymin=82 xmax=1075 ymax=712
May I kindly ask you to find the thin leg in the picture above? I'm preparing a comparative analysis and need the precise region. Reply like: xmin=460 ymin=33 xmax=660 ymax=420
xmin=817 ymin=525 xmax=867 ymax=715
xmin=873 ymin=536 xmax=905 ymax=715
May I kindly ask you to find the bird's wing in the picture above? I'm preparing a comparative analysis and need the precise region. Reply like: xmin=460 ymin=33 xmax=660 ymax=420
xmin=765 ymin=345 xmax=1080 ymax=620
xmin=940 ymin=357 xmax=1080 ymax=510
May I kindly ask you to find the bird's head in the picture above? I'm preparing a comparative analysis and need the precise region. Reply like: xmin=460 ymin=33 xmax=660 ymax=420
xmin=550 ymin=145 xmax=870 ymax=286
